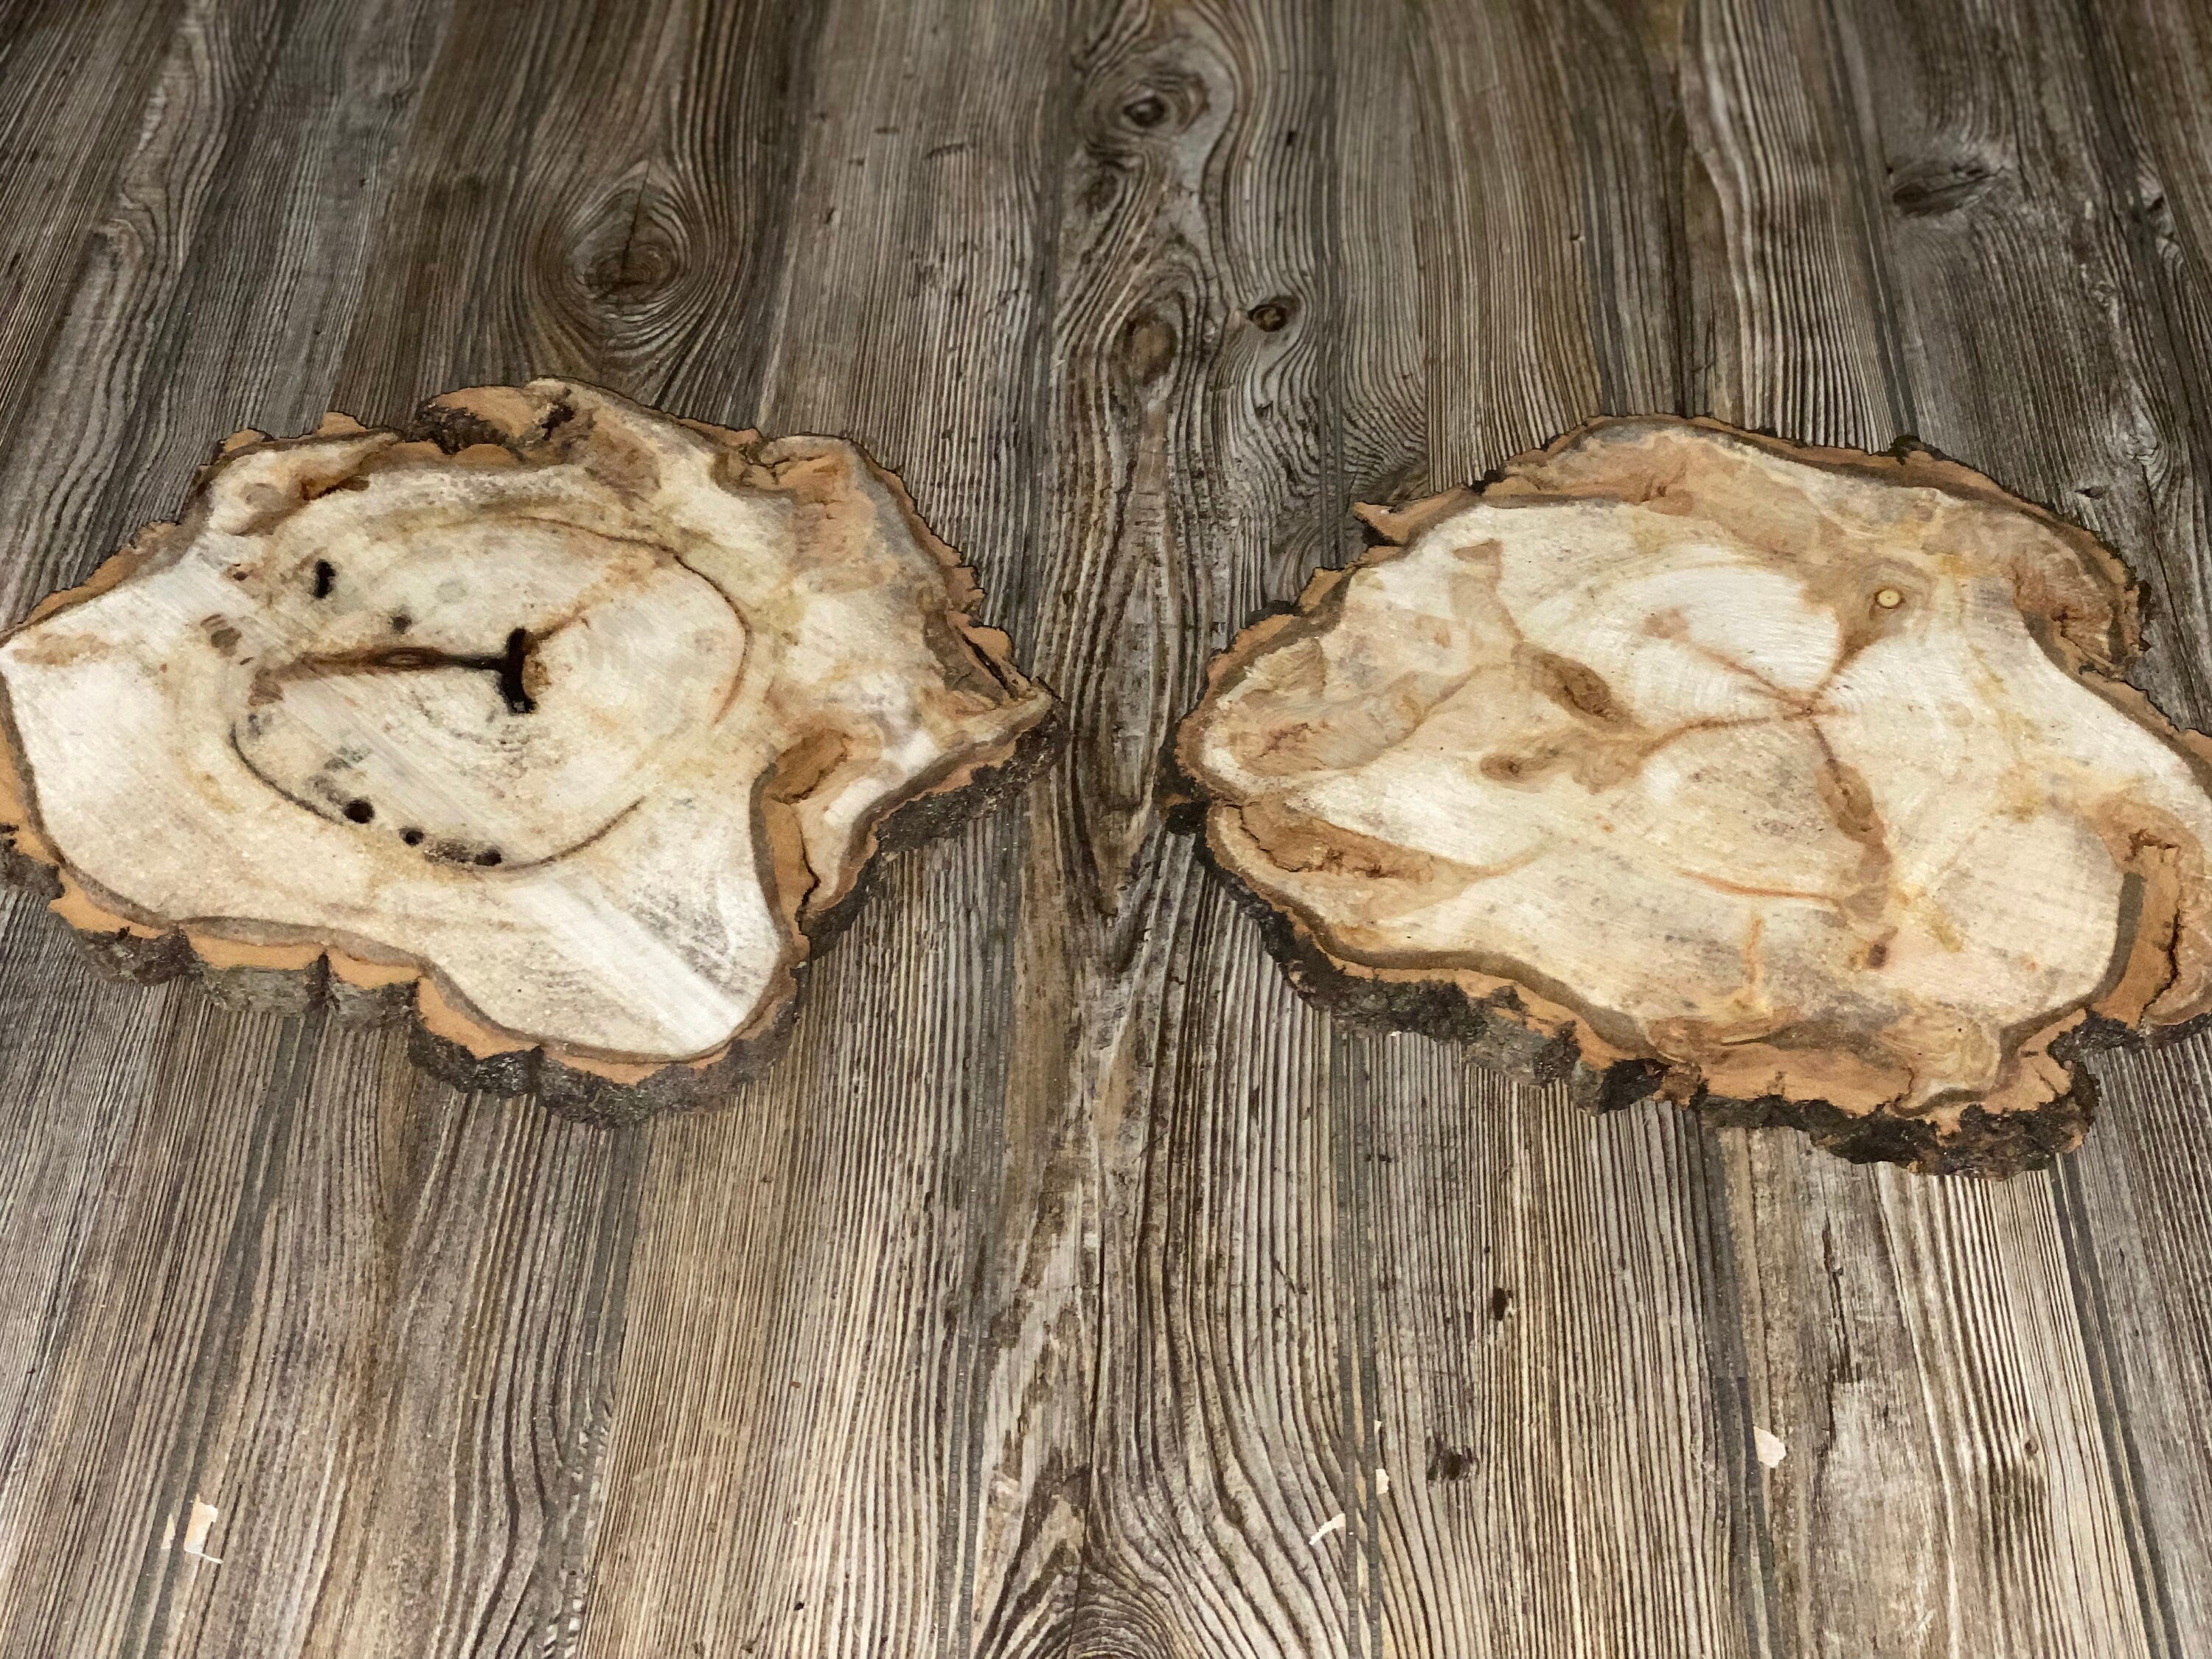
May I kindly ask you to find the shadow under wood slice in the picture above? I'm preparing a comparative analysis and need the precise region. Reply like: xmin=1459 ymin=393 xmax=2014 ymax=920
xmin=1172 ymin=414 xmax=2212 ymax=1176
xmin=0 ymin=378 xmax=1054 ymax=1116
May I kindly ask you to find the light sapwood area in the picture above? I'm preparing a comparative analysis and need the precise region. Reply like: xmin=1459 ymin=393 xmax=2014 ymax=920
xmin=1 ymin=0 xmax=2210 ymax=1656
xmin=0 ymin=379 xmax=1051 ymax=1105
xmin=1178 ymin=418 xmax=2212 ymax=1174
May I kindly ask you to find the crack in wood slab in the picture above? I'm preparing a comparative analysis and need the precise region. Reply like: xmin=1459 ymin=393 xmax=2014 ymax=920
xmin=1175 ymin=416 xmax=2212 ymax=1175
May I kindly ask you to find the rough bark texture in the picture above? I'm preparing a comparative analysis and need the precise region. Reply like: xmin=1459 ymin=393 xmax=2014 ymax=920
xmin=1176 ymin=416 xmax=2212 ymax=1174
xmin=6 ymin=1 xmax=2212 ymax=1653
xmin=0 ymin=379 xmax=1052 ymax=1105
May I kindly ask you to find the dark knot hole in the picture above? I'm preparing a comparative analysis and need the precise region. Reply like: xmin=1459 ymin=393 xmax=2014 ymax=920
xmin=498 ymin=627 xmax=535 ymax=715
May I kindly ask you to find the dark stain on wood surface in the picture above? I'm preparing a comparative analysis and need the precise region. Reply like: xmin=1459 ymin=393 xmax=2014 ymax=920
xmin=2 ymin=0 xmax=2211 ymax=1655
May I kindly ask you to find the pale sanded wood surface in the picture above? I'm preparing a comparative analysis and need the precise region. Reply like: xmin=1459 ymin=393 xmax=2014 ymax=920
xmin=1 ymin=1 xmax=2209 ymax=1655
xmin=1 ymin=380 xmax=1051 ymax=1079
xmin=1175 ymin=415 xmax=2212 ymax=1175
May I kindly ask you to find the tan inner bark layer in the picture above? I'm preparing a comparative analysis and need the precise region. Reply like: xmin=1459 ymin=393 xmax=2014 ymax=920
xmin=1179 ymin=417 xmax=2212 ymax=1133
xmin=0 ymin=381 xmax=1051 ymax=1075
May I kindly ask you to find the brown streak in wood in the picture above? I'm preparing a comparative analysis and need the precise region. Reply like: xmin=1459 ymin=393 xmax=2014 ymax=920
xmin=3 ymin=0 xmax=2212 ymax=1653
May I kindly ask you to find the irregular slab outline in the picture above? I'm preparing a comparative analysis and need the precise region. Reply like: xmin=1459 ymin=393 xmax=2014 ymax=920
xmin=1174 ymin=416 xmax=2212 ymax=1174
xmin=0 ymin=379 xmax=1055 ymax=1111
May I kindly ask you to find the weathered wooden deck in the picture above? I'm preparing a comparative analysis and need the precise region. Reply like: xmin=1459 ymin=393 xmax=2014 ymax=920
xmin=2 ymin=0 xmax=2210 ymax=1653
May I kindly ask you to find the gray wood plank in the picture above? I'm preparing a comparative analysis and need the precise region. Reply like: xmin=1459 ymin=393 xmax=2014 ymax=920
xmin=0 ymin=0 xmax=2209 ymax=1654
xmin=566 ymin=1 xmax=1079 ymax=1652
xmin=1680 ymin=0 xmax=1906 ymax=441
xmin=285 ymin=1076 xmax=644 ymax=1659
xmin=1340 ymin=8 xmax=1760 ymax=1657
xmin=0 ymin=891 xmax=197 ymax=1641
xmin=1021 ymin=4 xmax=1374 ymax=1652
xmin=0 ymin=0 xmax=456 ymax=626
xmin=0 ymin=987 xmax=294 ymax=1658
xmin=334 ymin=0 xmax=820 ymax=424
xmin=1683 ymin=1 xmax=2179 ymax=1655
xmin=0 ymin=0 xmax=192 ymax=472
xmin=0 ymin=4 xmax=653 ymax=1657
xmin=2067 ymin=1052 xmax=2212 ymax=1655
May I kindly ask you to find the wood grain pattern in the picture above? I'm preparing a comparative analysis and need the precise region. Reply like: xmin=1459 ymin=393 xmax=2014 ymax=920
xmin=1685 ymin=4 xmax=2203 ymax=1655
xmin=571 ymin=3 xmax=1079 ymax=1653
xmin=0 ymin=0 xmax=192 ymax=463
xmin=1348 ymin=13 xmax=1757 ymax=1657
xmin=1 ymin=0 xmax=2210 ymax=1654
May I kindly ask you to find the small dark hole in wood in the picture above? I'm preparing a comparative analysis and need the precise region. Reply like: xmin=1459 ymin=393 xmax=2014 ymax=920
xmin=497 ymin=627 xmax=535 ymax=714
xmin=1121 ymin=93 xmax=1167 ymax=128
xmin=1425 ymin=1439 xmax=1475 ymax=1484
xmin=476 ymin=847 xmax=503 ymax=867
xmin=1248 ymin=297 xmax=1294 ymax=332
xmin=1489 ymin=1286 xmax=1513 ymax=1321
xmin=391 ymin=613 xmax=411 ymax=633
xmin=311 ymin=560 xmax=335 ymax=599
xmin=344 ymin=799 xmax=374 ymax=824
xmin=400 ymin=827 xmax=424 ymax=846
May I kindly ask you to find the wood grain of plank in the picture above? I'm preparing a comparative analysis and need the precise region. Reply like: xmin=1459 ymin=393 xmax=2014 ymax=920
xmin=1021 ymin=4 xmax=1376 ymax=1652
xmin=1684 ymin=1 xmax=2183 ymax=1654
xmin=1680 ymin=0 xmax=1906 ymax=441
xmin=0 ymin=995 xmax=644 ymax=1659
xmin=0 ymin=0 xmax=192 ymax=470
xmin=1349 ymin=1060 xmax=1762 ymax=1659
xmin=289 ymin=1073 xmax=644 ymax=1659
xmin=1 ymin=0 xmax=2211 ymax=1654
xmin=582 ymin=832 xmax=1053 ymax=1656
xmin=0 ymin=7 xmax=655 ymax=1658
xmin=1340 ymin=9 xmax=1759 ymax=1657
xmin=0 ymin=989 xmax=295 ymax=1659
xmin=335 ymin=0 xmax=819 ymax=424
xmin=2096 ymin=0 xmax=2212 ymax=641
xmin=2065 ymin=1049 xmax=2212 ymax=1656
xmin=0 ymin=891 xmax=194 ymax=1621
xmin=0 ymin=0 xmax=454 ymax=626
xmin=570 ymin=1 xmax=1077 ymax=1652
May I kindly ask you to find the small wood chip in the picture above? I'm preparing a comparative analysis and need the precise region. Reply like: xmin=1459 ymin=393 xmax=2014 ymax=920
xmin=181 ymin=1498 xmax=223 ymax=1564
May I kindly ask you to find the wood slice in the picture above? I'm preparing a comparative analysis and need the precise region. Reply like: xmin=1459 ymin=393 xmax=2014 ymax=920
xmin=0 ymin=379 xmax=1053 ymax=1111
xmin=1174 ymin=417 xmax=2212 ymax=1175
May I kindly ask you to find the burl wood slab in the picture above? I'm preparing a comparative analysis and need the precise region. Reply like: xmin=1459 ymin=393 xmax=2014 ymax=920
xmin=1176 ymin=417 xmax=2212 ymax=1175
xmin=0 ymin=380 xmax=1051 ymax=1113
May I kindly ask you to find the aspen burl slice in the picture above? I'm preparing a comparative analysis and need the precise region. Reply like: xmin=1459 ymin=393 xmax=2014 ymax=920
xmin=0 ymin=379 xmax=1051 ymax=1112
xmin=1175 ymin=417 xmax=2212 ymax=1175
